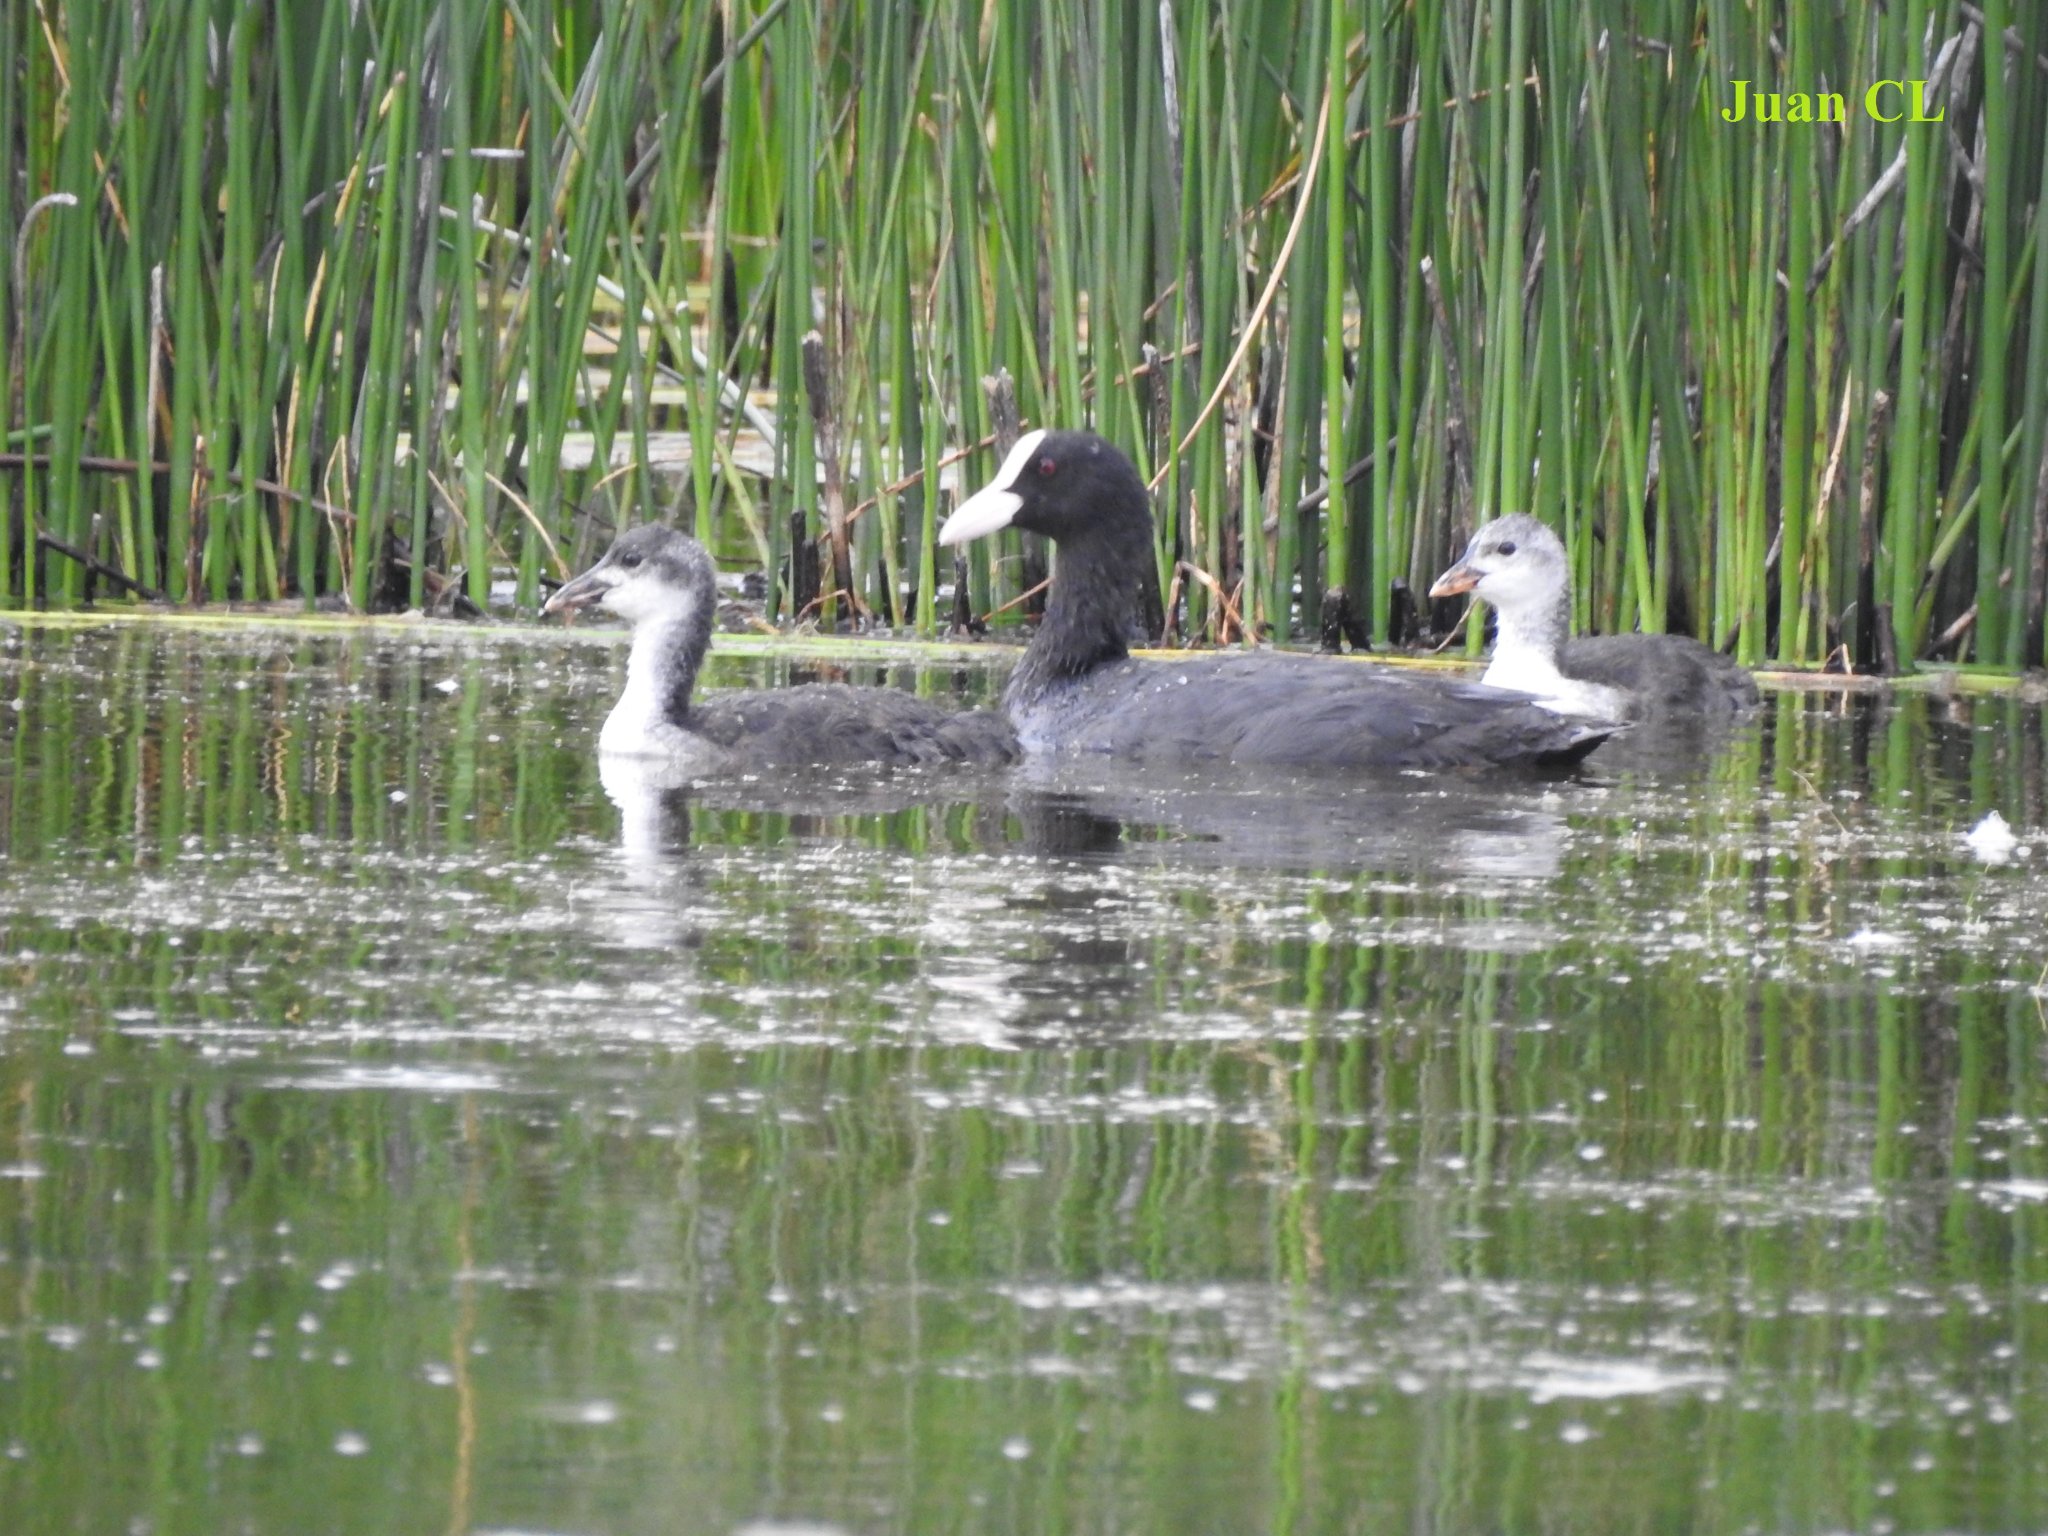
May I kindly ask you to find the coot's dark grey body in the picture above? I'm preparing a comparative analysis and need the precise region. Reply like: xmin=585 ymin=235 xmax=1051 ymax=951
xmin=1432 ymin=513 xmax=1759 ymax=724
xmin=940 ymin=431 xmax=1618 ymax=771
xmin=1009 ymin=652 xmax=1615 ymax=768
xmin=676 ymin=683 xmax=1018 ymax=767
xmin=545 ymin=525 xmax=1018 ymax=770
xmin=1560 ymin=633 xmax=1759 ymax=721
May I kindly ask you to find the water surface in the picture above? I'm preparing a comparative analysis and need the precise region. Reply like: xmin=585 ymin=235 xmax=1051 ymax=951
xmin=2 ymin=620 xmax=2045 ymax=1534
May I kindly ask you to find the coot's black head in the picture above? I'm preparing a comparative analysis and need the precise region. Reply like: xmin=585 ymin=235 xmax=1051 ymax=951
xmin=939 ymin=429 xmax=1153 ymax=553
xmin=543 ymin=524 xmax=717 ymax=627
xmin=939 ymin=429 xmax=1156 ymax=695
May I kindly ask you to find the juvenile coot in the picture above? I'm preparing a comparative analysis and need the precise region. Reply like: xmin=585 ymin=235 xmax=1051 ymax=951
xmin=544 ymin=525 xmax=1018 ymax=769
xmin=1429 ymin=514 xmax=1759 ymax=722
xmin=938 ymin=431 xmax=1618 ymax=770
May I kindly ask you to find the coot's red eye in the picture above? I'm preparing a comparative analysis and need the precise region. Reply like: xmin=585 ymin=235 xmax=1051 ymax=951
xmin=1038 ymin=457 xmax=1056 ymax=477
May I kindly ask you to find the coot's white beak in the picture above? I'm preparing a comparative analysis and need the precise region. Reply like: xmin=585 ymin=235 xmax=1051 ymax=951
xmin=939 ymin=429 xmax=1046 ymax=546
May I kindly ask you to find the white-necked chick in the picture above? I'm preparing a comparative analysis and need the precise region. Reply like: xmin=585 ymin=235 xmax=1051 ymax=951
xmin=1431 ymin=514 xmax=1758 ymax=723
xmin=545 ymin=525 xmax=1016 ymax=770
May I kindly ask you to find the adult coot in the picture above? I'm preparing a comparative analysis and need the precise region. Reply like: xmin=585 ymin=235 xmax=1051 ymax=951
xmin=938 ymin=430 xmax=1618 ymax=769
xmin=1430 ymin=514 xmax=1759 ymax=722
xmin=544 ymin=525 xmax=1018 ymax=769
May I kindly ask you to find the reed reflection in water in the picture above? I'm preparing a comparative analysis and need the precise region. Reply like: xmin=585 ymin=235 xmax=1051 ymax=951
xmin=1 ymin=620 xmax=2045 ymax=1534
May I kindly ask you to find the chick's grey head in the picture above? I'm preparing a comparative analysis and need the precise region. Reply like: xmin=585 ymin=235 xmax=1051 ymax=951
xmin=543 ymin=524 xmax=716 ymax=626
xmin=1428 ymin=513 xmax=1567 ymax=614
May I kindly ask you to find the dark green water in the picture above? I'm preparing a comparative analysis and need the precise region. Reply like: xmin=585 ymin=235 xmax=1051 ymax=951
xmin=2 ymin=620 xmax=2046 ymax=1535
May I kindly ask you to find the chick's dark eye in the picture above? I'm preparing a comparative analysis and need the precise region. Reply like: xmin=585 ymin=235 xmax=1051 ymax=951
xmin=1496 ymin=540 xmax=1517 ymax=557
xmin=618 ymin=552 xmax=642 ymax=569
xmin=1037 ymin=457 xmax=1057 ymax=477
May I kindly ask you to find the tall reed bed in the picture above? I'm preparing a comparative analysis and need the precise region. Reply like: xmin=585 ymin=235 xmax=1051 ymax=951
xmin=4 ymin=2 xmax=2046 ymax=669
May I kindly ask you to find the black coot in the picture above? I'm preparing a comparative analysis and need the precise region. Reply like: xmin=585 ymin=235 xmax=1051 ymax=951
xmin=938 ymin=431 xmax=1618 ymax=770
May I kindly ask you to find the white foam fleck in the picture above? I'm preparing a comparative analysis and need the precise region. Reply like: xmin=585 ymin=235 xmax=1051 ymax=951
xmin=1964 ymin=810 xmax=2019 ymax=863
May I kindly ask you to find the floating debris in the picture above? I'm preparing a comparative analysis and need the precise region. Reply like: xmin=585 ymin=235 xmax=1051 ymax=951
xmin=1964 ymin=810 xmax=2021 ymax=864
